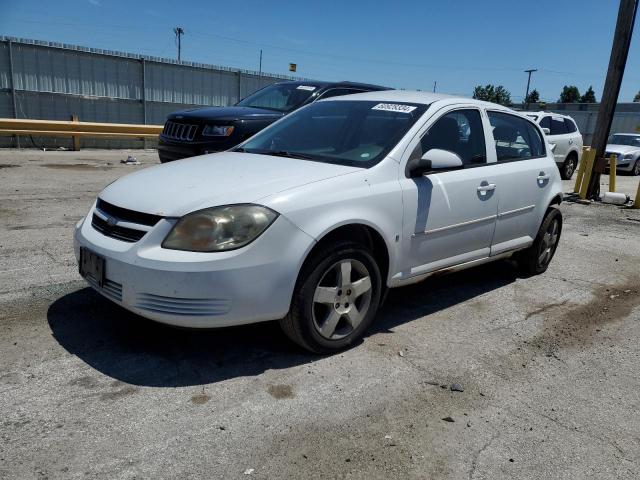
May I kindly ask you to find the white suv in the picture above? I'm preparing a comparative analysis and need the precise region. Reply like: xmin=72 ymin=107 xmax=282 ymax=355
xmin=524 ymin=112 xmax=583 ymax=179
xmin=75 ymin=91 xmax=563 ymax=353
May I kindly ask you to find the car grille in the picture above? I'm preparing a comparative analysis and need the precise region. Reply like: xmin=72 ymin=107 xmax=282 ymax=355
xmin=135 ymin=293 xmax=231 ymax=316
xmin=91 ymin=199 xmax=163 ymax=243
xmin=163 ymin=121 xmax=198 ymax=141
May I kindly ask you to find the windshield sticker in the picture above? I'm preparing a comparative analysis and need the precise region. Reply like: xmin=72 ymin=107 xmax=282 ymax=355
xmin=372 ymin=103 xmax=417 ymax=113
xmin=296 ymin=85 xmax=316 ymax=91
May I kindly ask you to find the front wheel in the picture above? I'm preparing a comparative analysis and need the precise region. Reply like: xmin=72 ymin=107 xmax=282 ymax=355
xmin=516 ymin=207 xmax=562 ymax=276
xmin=280 ymin=241 xmax=382 ymax=353
xmin=633 ymin=160 xmax=640 ymax=176
xmin=560 ymin=155 xmax=577 ymax=180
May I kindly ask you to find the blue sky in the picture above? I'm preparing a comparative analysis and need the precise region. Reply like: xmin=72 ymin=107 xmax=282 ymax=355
xmin=2 ymin=0 xmax=640 ymax=103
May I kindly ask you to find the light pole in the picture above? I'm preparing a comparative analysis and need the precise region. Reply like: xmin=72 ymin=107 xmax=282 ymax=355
xmin=174 ymin=27 xmax=184 ymax=62
xmin=524 ymin=69 xmax=537 ymax=107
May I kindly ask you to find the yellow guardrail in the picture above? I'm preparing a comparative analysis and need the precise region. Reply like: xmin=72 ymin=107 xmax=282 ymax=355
xmin=0 ymin=117 xmax=163 ymax=150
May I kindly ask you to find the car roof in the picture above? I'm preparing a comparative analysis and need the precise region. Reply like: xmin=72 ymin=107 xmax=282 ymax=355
xmin=274 ymin=80 xmax=389 ymax=91
xmin=521 ymin=111 xmax=573 ymax=119
xmin=322 ymin=89 xmax=516 ymax=111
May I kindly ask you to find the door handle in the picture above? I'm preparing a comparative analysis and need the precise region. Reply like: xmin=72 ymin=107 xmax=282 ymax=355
xmin=477 ymin=183 xmax=496 ymax=192
xmin=537 ymin=173 xmax=550 ymax=181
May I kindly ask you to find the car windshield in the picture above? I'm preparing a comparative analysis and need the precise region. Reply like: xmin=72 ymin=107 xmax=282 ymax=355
xmin=236 ymin=83 xmax=319 ymax=112
xmin=235 ymin=100 xmax=428 ymax=167
xmin=608 ymin=134 xmax=640 ymax=147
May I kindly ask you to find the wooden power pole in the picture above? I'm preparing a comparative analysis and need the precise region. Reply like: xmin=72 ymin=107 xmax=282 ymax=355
xmin=586 ymin=0 xmax=638 ymax=199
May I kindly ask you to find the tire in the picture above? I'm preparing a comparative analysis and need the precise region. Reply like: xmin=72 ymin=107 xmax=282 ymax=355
xmin=633 ymin=160 xmax=640 ymax=176
xmin=279 ymin=240 xmax=382 ymax=354
xmin=516 ymin=207 xmax=562 ymax=276
xmin=560 ymin=154 xmax=578 ymax=180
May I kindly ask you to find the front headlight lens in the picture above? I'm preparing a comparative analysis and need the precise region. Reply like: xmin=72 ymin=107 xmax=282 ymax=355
xmin=623 ymin=153 xmax=634 ymax=159
xmin=202 ymin=125 xmax=235 ymax=137
xmin=162 ymin=205 xmax=278 ymax=252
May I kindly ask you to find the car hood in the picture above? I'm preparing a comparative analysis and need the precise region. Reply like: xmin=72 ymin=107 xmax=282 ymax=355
xmin=99 ymin=152 xmax=361 ymax=217
xmin=605 ymin=144 xmax=640 ymax=155
xmin=169 ymin=106 xmax=284 ymax=122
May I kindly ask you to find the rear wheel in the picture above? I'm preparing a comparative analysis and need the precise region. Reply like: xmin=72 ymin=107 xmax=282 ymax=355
xmin=560 ymin=154 xmax=578 ymax=180
xmin=516 ymin=207 xmax=562 ymax=276
xmin=280 ymin=241 xmax=381 ymax=353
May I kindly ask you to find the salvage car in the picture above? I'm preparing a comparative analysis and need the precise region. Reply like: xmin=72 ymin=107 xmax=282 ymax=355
xmin=605 ymin=133 xmax=640 ymax=175
xmin=523 ymin=111 xmax=583 ymax=179
xmin=75 ymin=91 xmax=564 ymax=353
xmin=158 ymin=80 xmax=388 ymax=163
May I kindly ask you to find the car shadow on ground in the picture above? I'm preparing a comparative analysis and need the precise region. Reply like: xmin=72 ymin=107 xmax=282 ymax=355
xmin=47 ymin=260 xmax=518 ymax=388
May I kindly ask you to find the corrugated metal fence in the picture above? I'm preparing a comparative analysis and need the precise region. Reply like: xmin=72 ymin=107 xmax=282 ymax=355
xmin=0 ymin=36 xmax=301 ymax=149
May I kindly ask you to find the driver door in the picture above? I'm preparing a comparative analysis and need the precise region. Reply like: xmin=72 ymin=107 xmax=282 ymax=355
xmin=398 ymin=107 xmax=499 ymax=278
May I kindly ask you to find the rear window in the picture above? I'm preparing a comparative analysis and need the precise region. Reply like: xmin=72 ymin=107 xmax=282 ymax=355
xmin=564 ymin=118 xmax=578 ymax=133
xmin=550 ymin=117 xmax=568 ymax=135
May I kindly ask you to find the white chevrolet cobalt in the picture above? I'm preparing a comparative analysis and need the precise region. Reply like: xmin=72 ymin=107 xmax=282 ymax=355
xmin=75 ymin=91 xmax=564 ymax=353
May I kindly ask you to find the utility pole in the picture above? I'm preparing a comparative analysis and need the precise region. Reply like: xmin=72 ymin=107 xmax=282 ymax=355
xmin=259 ymin=49 xmax=263 ymax=77
xmin=524 ymin=69 xmax=537 ymax=107
xmin=586 ymin=0 xmax=638 ymax=199
xmin=433 ymin=81 xmax=437 ymax=93
xmin=174 ymin=27 xmax=184 ymax=62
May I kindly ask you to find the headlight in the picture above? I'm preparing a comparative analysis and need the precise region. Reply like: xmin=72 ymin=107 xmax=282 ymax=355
xmin=162 ymin=205 xmax=278 ymax=252
xmin=202 ymin=125 xmax=235 ymax=137
xmin=623 ymin=153 xmax=634 ymax=159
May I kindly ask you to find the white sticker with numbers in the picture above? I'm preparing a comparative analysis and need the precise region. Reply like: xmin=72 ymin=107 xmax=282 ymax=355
xmin=372 ymin=103 xmax=417 ymax=113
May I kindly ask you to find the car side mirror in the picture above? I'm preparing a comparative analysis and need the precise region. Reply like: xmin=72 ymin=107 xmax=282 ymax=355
xmin=542 ymin=127 xmax=550 ymax=135
xmin=408 ymin=149 xmax=464 ymax=177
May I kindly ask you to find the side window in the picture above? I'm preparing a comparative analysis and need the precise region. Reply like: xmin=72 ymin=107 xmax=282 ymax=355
xmin=539 ymin=116 xmax=551 ymax=129
xmin=488 ymin=111 xmax=544 ymax=162
xmin=412 ymin=109 xmax=487 ymax=165
xmin=318 ymin=88 xmax=364 ymax=100
xmin=550 ymin=117 xmax=568 ymax=135
xmin=564 ymin=118 xmax=578 ymax=133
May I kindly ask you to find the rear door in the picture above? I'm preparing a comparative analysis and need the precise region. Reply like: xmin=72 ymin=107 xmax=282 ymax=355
xmin=487 ymin=111 xmax=552 ymax=254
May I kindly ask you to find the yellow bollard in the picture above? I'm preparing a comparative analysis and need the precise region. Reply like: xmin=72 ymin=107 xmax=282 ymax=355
xmin=573 ymin=147 xmax=589 ymax=193
xmin=579 ymin=149 xmax=596 ymax=200
xmin=609 ymin=155 xmax=616 ymax=192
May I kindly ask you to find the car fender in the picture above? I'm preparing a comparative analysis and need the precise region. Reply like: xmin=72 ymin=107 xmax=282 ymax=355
xmin=260 ymin=160 xmax=403 ymax=284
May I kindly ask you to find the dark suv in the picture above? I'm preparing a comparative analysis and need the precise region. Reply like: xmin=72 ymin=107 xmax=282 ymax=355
xmin=158 ymin=80 xmax=389 ymax=163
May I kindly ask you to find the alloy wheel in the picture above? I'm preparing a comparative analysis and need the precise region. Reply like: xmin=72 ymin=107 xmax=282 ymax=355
xmin=312 ymin=259 xmax=373 ymax=340
xmin=537 ymin=218 xmax=560 ymax=268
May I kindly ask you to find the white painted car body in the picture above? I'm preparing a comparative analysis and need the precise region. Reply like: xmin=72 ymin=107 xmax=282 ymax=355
xmin=74 ymin=91 xmax=563 ymax=328
xmin=605 ymin=133 xmax=640 ymax=174
xmin=523 ymin=111 xmax=583 ymax=171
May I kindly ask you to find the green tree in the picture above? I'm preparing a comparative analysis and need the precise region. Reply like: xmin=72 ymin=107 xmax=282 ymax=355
xmin=580 ymin=85 xmax=597 ymax=103
xmin=472 ymin=84 xmax=512 ymax=106
xmin=524 ymin=88 xmax=540 ymax=104
xmin=634 ymin=90 xmax=640 ymax=102
xmin=559 ymin=85 xmax=581 ymax=103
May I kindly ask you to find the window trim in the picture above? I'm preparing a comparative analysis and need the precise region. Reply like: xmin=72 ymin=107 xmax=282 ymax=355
xmin=486 ymin=109 xmax=547 ymax=163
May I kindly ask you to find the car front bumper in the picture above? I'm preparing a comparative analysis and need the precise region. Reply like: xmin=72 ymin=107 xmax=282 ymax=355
xmin=73 ymin=207 xmax=315 ymax=328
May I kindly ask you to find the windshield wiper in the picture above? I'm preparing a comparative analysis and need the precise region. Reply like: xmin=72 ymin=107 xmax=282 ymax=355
xmin=267 ymin=150 xmax=316 ymax=160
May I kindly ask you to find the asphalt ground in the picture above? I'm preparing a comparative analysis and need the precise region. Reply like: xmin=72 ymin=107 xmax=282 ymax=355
xmin=1 ymin=149 xmax=640 ymax=479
